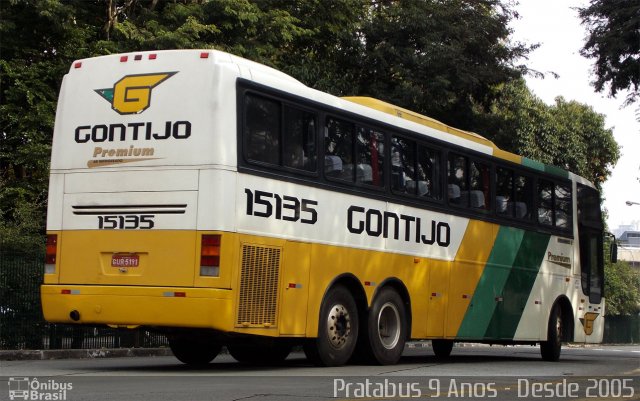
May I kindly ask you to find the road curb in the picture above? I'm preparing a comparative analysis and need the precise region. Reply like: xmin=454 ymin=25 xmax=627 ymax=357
xmin=0 ymin=348 xmax=172 ymax=361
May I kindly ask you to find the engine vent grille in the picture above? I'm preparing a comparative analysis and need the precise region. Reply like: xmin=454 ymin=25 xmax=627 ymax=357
xmin=236 ymin=244 xmax=281 ymax=327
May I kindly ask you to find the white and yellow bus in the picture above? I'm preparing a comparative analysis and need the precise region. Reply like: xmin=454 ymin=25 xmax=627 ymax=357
xmin=42 ymin=50 xmax=610 ymax=366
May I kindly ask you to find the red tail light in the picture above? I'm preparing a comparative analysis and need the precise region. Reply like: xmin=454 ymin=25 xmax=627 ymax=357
xmin=200 ymin=235 xmax=220 ymax=277
xmin=45 ymin=234 xmax=57 ymax=273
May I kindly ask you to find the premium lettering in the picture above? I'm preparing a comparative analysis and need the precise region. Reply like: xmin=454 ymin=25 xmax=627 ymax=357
xmin=93 ymin=146 xmax=154 ymax=158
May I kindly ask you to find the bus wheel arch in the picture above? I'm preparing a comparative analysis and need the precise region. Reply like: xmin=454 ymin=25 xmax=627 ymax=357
xmin=304 ymin=275 xmax=365 ymax=366
xmin=540 ymin=296 xmax=574 ymax=362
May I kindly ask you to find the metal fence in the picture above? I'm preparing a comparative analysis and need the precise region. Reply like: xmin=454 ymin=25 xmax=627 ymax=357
xmin=0 ymin=249 xmax=167 ymax=350
xmin=2 ymin=247 xmax=636 ymax=349
xmin=603 ymin=314 xmax=640 ymax=344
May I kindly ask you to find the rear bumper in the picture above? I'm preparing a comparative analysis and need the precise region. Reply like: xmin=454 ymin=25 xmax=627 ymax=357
xmin=41 ymin=285 xmax=234 ymax=331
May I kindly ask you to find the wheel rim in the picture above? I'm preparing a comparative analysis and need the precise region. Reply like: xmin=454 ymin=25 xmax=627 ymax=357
xmin=377 ymin=302 xmax=401 ymax=350
xmin=326 ymin=304 xmax=351 ymax=349
xmin=555 ymin=315 xmax=562 ymax=341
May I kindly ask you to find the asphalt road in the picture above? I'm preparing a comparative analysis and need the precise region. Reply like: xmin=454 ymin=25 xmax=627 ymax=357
xmin=1 ymin=344 xmax=638 ymax=401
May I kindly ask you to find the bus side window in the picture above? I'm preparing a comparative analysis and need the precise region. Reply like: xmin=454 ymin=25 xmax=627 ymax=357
xmin=417 ymin=145 xmax=442 ymax=200
xmin=470 ymin=160 xmax=490 ymax=210
xmin=356 ymin=127 xmax=385 ymax=187
xmin=284 ymin=106 xmax=317 ymax=172
xmin=537 ymin=179 xmax=554 ymax=226
xmin=325 ymin=117 xmax=354 ymax=181
xmin=554 ymin=184 xmax=572 ymax=229
xmin=391 ymin=136 xmax=416 ymax=194
xmin=245 ymin=94 xmax=281 ymax=165
xmin=514 ymin=174 xmax=532 ymax=220
xmin=448 ymin=153 xmax=467 ymax=206
xmin=496 ymin=167 xmax=513 ymax=217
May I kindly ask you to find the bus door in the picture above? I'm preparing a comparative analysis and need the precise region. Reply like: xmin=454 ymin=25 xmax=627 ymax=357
xmin=577 ymin=184 xmax=604 ymax=306
xmin=576 ymin=184 xmax=604 ymax=339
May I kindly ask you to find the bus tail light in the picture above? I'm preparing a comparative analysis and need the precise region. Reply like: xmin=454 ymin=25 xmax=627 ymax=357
xmin=45 ymin=234 xmax=57 ymax=274
xmin=200 ymin=234 xmax=220 ymax=277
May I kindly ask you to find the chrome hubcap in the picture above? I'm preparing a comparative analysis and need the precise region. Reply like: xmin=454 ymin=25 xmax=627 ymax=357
xmin=326 ymin=304 xmax=351 ymax=349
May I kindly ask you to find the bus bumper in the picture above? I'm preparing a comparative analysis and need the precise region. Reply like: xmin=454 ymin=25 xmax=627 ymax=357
xmin=41 ymin=285 xmax=234 ymax=331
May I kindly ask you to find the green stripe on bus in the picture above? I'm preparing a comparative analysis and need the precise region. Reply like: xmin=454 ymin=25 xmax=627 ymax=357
xmin=483 ymin=231 xmax=551 ymax=339
xmin=522 ymin=157 xmax=545 ymax=172
xmin=456 ymin=226 xmax=524 ymax=339
xmin=522 ymin=157 xmax=569 ymax=179
xmin=543 ymin=164 xmax=569 ymax=179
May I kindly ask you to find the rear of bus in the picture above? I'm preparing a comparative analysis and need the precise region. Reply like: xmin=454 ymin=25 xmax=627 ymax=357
xmin=42 ymin=50 xmax=241 ymax=333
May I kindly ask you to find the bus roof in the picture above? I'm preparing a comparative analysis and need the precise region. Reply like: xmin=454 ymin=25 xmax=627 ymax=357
xmin=342 ymin=96 xmax=571 ymax=180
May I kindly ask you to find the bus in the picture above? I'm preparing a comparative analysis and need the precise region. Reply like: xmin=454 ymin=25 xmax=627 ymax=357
xmin=42 ymin=49 xmax=611 ymax=366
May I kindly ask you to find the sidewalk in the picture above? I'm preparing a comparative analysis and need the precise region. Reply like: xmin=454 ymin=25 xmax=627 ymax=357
xmin=0 ymin=347 xmax=172 ymax=361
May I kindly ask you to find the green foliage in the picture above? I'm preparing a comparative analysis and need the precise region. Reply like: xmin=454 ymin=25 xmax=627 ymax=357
xmin=484 ymin=80 xmax=620 ymax=187
xmin=579 ymin=0 xmax=640 ymax=105
xmin=0 ymin=1 xmax=626 ymax=315
xmin=605 ymin=259 xmax=640 ymax=316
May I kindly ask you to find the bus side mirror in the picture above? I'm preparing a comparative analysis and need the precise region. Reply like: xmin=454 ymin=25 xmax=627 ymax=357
xmin=610 ymin=242 xmax=618 ymax=264
xmin=606 ymin=232 xmax=618 ymax=263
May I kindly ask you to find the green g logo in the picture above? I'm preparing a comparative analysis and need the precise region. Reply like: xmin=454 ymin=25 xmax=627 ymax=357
xmin=95 ymin=72 xmax=177 ymax=115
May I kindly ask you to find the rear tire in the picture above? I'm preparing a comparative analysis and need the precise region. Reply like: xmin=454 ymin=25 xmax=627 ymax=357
xmin=541 ymin=304 xmax=563 ymax=361
xmin=228 ymin=343 xmax=292 ymax=365
xmin=169 ymin=337 xmax=221 ymax=366
xmin=304 ymin=285 xmax=359 ymax=367
xmin=356 ymin=287 xmax=407 ymax=365
xmin=432 ymin=339 xmax=453 ymax=359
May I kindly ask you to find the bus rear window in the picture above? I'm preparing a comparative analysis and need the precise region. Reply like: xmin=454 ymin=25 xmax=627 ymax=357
xmin=245 ymin=94 xmax=280 ymax=165
xmin=244 ymin=93 xmax=318 ymax=173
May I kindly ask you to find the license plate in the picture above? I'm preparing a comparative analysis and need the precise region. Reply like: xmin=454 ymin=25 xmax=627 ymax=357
xmin=111 ymin=253 xmax=139 ymax=268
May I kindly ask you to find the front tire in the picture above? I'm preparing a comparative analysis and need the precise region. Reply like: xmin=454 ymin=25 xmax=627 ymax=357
xmin=169 ymin=337 xmax=221 ymax=366
xmin=541 ymin=304 xmax=563 ymax=361
xmin=304 ymin=285 xmax=359 ymax=367
xmin=432 ymin=339 xmax=453 ymax=359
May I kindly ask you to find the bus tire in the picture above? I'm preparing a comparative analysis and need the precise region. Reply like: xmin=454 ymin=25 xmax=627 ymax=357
xmin=432 ymin=339 xmax=454 ymax=359
xmin=540 ymin=304 xmax=562 ymax=361
xmin=360 ymin=287 xmax=407 ymax=365
xmin=169 ymin=337 xmax=221 ymax=366
xmin=228 ymin=343 xmax=292 ymax=365
xmin=304 ymin=285 xmax=359 ymax=367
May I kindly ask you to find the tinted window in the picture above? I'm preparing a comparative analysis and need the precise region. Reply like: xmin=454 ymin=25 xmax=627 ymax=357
xmin=391 ymin=136 xmax=416 ymax=194
xmin=417 ymin=145 xmax=442 ymax=200
xmin=577 ymin=184 xmax=602 ymax=226
xmin=356 ymin=127 xmax=385 ymax=187
xmin=496 ymin=167 xmax=513 ymax=216
xmin=448 ymin=154 xmax=467 ymax=205
xmin=537 ymin=179 xmax=554 ymax=226
xmin=470 ymin=160 xmax=490 ymax=210
xmin=284 ymin=106 xmax=316 ymax=172
xmin=514 ymin=174 xmax=532 ymax=220
xmin=325 ymin=117 xmax=354 ymax=181
xmin=554 ymin=184 xmax=572 ymax=229
xmin=245 ymin=94 xmax=280 ymax=165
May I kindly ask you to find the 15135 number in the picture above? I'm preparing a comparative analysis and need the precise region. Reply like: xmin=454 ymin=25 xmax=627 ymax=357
xmin=244 ymin=189 xmax=317 ymax=224
xmin=98 ymin=215 xmax=155 ymax=230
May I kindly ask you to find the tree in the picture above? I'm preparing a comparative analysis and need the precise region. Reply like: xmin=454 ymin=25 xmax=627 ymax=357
xmin=579 ymin=0 xmax=640 ymax=105
xmin=350 ymin=0 xmax=533 ymax=129
xmin=483 ymin=80 xmax=620 ymax=187
xmin=605 ymin=260 xmax=640 ymax=316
